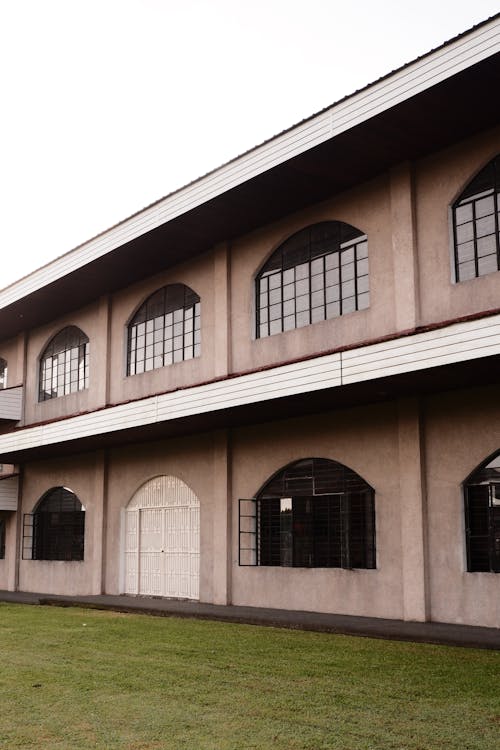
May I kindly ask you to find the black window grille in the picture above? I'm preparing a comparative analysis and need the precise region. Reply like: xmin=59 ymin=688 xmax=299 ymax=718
xmin=0 ymin=357 xmax=7 ymax=389
xmin=0 ymin=518 xmax=5 ymax=559
xmin=239 ymin=458 xmax=375 ymax=569
xmin=23 ymin=487 xmax=85 ymax=561
xmin=464 ymin=453 xmax=500 ymax=573
xmin=452 ymin=154 xmax=500 ymax=282
xmin=127 ymin=284 xmax=201 ymax=375
xmin=256 ymin=222 xmax=369 ymax=339
xmin=39 ymin=326 xmax=89 ymax=401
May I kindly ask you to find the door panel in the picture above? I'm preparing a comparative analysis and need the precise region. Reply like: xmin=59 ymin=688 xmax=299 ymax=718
xmin=124 ymin=476 xmax=200 ymax=599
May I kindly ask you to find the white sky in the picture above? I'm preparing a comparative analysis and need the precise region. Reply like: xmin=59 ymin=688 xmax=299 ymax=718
xmin=1 ymin=0 xmax=499 ymax=290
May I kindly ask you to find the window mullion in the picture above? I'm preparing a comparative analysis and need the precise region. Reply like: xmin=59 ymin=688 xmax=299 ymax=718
xmin=472 ymin=200 xmax=479 ymax=278
xmin=494 ymin=189 xmax=500 ymax=273
xmin=341 ymin=495 xmax=350 ymax=569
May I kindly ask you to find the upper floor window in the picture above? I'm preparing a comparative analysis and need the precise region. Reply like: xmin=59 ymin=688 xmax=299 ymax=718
xmin=239 ymin=457 xmax=376 ymax=569
xmin=39 ymin=326 xmax=89 ymax=402
xmin=23 ymin=487 xmax=85 ymax=561
xmin=256 ymin=222 xmax=369 ymax=339
xmin=0 ymin=358 xmax=6 ymax=389
xmin=464 ymin=453 xmax=500 ymax=573
xmin=127 ymin=284 xmax=200 ymax=376
xmin=453 ymin=154 xmax=500 ymax=282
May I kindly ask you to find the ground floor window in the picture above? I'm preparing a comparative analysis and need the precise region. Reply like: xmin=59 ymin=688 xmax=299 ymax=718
xmin=465 ymin=454 xmax=500 ymax=573
xmin=239 ymin=458 xmax=375 ymax=569
xmin=23 ymin=487 xmax=85 ymax=561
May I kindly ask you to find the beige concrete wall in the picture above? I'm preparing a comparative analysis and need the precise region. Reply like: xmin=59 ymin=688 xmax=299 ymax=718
xmin=231 ymin=403 xmax=405 ymax=619
xmin=18 ymin=453 xmax=106 ymax=595
xmin=230 ymin=176 xmax=396 ymax=374
xmin=8 ymin=127 xmax=499 ymax=433
xmin=10 ymin=384 xmax=500 ymax=626
xmin=108 ymin=251 xmax=219 ymax=405
xmin=424 ymin=385 xmax=500 ymax=628
xmin=416 ymin=126 xmax=500 ymax=327
xmin=0 ymin=333 xmax=25 ymax=389
xmin=23 ymin=298 xmax=109 ymax=426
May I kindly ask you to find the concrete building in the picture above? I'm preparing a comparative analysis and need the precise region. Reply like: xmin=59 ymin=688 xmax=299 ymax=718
xmin=0 ymin=16 xmax=499 ymax=628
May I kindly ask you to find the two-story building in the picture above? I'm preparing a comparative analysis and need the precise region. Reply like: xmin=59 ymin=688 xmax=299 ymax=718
xmin=1 ymin=15 xmax=499 ymax=628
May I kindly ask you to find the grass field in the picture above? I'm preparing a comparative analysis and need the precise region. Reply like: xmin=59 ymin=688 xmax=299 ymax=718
xmin=0 ymin=603 xmax=499 ymax=749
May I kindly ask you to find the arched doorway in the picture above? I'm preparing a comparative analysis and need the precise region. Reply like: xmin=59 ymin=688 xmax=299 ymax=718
xmin=124 ymin=476 xmax=200 ymax=599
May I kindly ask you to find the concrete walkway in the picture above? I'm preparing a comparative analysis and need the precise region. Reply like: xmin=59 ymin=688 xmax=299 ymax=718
xmin=1 ymin=589 xmax=499 ymax=650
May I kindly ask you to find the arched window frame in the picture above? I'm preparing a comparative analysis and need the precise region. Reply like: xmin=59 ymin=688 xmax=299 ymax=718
xmin=127 ymin=283 xmax=201 ymax=376
xmin=452 ymin=154 xmax=500 ymax=282
xmin=239 ymin=458 xmax=375 ymax=569
xmin=0 ymin=358 xmax=7 ymax=389
xmin=255 ymin=222 xmax=369 ymax=339
xmin=23 ymin=487 xmax=85 ymax=561
xmin=39 ymin=326 xmax=89 ymax=401
xmin=464 ymin=452 xmax=500 ymax=573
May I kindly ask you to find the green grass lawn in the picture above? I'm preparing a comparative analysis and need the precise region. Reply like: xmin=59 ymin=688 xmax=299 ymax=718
xmin=0 ymin=604 xmax=499 ymax=749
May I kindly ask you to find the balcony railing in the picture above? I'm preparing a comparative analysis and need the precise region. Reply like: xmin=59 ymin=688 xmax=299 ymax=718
xmin=0 ymin=386 xmax=22 ymax=422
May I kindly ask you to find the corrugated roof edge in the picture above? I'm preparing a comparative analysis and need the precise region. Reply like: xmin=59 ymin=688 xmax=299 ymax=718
xmin=2 ymin=11 xmax=499 ymax=296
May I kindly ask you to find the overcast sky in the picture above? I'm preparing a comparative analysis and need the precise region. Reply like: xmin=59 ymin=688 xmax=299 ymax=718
xmin=1 ymin=0 xmax=499 ymax=290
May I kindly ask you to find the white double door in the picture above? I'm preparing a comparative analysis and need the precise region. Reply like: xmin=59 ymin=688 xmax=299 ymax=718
xmin=125 ymin=504 xmax=200 ymax=599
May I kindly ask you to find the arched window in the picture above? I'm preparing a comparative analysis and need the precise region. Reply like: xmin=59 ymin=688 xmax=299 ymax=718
xmin=452 ymin=154 xmax=500 ymax=282
xmin=0 ymin=358 xmax=7 ymax=389
xmin=127 ymin=284 xmax=200 ymax=376
xmin=39 ymin=326 xmax=89 ymax=401
xmin=239 ymin=458 xmax=375 ymax=568
xmin=256 ymin=222 xmax=369 ymax=338
xmin=27 ymin=487 xmax=85 ymax=561
xmin=464 ymin=453 xmax=500 ymax=572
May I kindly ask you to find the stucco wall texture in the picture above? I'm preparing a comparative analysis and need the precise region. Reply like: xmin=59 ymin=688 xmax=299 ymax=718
xmin=1 ymin=128 xmax=500 ymax=627
xmin=5 ymin=386 xmax=498 ymax=628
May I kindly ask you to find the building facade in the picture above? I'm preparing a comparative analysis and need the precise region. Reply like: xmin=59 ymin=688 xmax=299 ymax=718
xmin=1 ymin=16 xmax=500 ymax=627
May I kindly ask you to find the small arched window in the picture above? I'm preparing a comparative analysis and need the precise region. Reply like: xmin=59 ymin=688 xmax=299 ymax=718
xmin=464 ymin=453 xmax=500 ymax=573
xmin=256 ymin=222 xmax=369 ymax=338
xmin=0 ymin=358 xmax=6 ymax=389
xmin=239 ymin=458 xmax=375 ymax=568
xmin=39 ymin=326 xmax=89 ymax=401
xmin=452 ymin=154 xmax=500 ymax=282
xmin=127 ymin=283 xmax=200 ymax=376
xmin=29 ymin=487 xmax=85 ymax=561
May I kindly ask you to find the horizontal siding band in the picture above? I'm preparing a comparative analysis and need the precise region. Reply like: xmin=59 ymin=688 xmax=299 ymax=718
xmin=0 ymin=386 xmax=23 ymax=421
xmin=0 ymin=475 xmax=19 ymax=510
xmin=0 ymin=314 xmax=499 ymax=456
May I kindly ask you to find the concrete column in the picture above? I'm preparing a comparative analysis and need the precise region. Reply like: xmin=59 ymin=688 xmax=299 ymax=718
xmin=10 ymin=470 xmax=23 ymax=591
xmin=212 ymin=429 xmax=232 ymax=604
xmin=213 ymin=242 xmax=231 ymax=378
xmin=390 ymin=162 xmax=420 ymax=332
xmin=95 ymin=295 xmax=112 ymax=408
xmin=398 ymin=397 xmax=429 ymax=622
xmin=91 ymin=450 xmax=107 ymax=595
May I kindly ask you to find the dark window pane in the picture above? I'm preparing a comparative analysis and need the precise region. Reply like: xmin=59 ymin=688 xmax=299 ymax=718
xmin=254 ymin=459 xmax=375 ymax=570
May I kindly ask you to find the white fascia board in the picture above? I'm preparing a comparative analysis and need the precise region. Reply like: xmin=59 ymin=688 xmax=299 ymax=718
xmin=1 ymin=17 xmax=499 ymax=312
xmin=341 ymin=316 xmax=500 ymax=382
xmin=1 ymin=313 xmax=500 ymax=457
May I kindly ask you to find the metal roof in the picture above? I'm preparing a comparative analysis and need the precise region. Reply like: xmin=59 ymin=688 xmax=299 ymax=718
xmin=1 ymin=14 xmax=499 ymax=340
